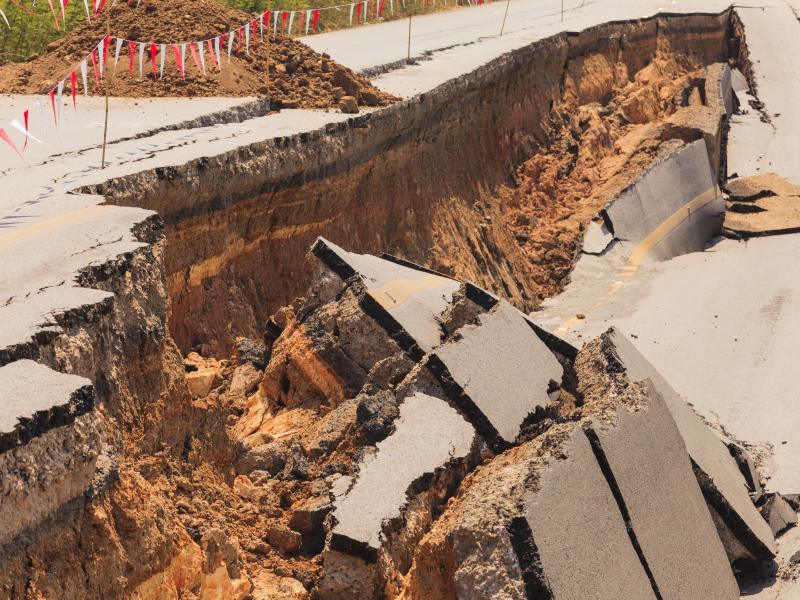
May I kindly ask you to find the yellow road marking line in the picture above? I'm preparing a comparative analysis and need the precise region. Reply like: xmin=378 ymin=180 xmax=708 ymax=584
xmin=556 ymin=185 xmax=719 ymax=333
xmin=0 ymin=205 xmax=110 ymax=248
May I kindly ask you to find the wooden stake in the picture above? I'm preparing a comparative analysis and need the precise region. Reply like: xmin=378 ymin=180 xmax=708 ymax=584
xmin=499 ymin=0 xmax=510 ymax=36
xmin=406 ymin=12 xmax=412 ymax=63
xmin=101 ymin=4 xmax=110 ymax=169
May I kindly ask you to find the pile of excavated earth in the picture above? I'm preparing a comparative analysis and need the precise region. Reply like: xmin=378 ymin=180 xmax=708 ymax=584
xmin=0 ymin=0 xmax=396 ymax=109
xmin=125 ymin=238 xmax=797 ymax=598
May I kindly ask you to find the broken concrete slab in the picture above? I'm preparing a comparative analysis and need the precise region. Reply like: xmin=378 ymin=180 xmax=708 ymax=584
xmin=588 ymin=383 xmax=739 ymax=599
xmin=582 ymin=220 xmax=615 ymax=255
xmin=0 ymin=359 xmax=94 ymax=454
xmin=427 ymin=300 xmax=563 ymax=451
xmin=728 ymin=441 xmax=765 ymax=503
xmin=521 ymin=427 xmax=658 ymax=600
xmin=320 ymin=391 xmax=477 ymax=598
xmin=311 ymin=237 xmax=460 ymax=358
xmin=600 ymin=327 xmax=777 ymax=561
xmin=602 ymin=139 xmax=724 ymax=263
xmin=759 ymin=494 xmax=798 ymax=538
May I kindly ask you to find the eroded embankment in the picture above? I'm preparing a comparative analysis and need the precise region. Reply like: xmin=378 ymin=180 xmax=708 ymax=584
xmin=87 ymin=10 xmax=737 ymax=357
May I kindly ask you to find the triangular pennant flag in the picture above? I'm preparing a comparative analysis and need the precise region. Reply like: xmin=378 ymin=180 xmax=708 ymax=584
xmin=0 ymin=8 xmax=8 ymax=29
xmin=90 ymin=49 xmax=100 ymax=88
xmin=172 ymin=44 xmax=184 ymax=79
xmin=356 ymin=1 xmax=361 ymax=24
xmin=260 ymin=12 xmax=265 ymax=41
xmin=11 ymin=116 xmax=42 ymax=147
xmin=214 ymin=36 xmax=221 ymax=69
xmin=389 ymin=0 xmax=394 ymax=15
xmin=22 ymin=110 xmax=29 ymax=149
xmin=206 ymin=39 xmax=217 ymax=69
xmin=198 ymin=41 xmax=206 ymax=76
xmin=138 ymin=42 xmax=145 ymax=79
xmin=159 ymin=43 xmax=165 ymax=79
xmin=103 ymin=35 xmax=111 ymax=70
xmin=189 ymin=41 xmax=201 ymax=75
xmin=70 ymin=70 xmax=77 ymax=109
xmin=287 ymin=11 xmax=294 ymax=36
xmin=114 ymin=37 xmax=123 ymax=67
xmin=80 ymin=59 xmax=89 ymax=96
xmin=349 ymin=3 xmax=354 ymax=26
xmin=379 ymin=0 xmax=385 ymax=16
xmin=181 ymin=43 xmax=187 ymax=75
xmin=150 ymin=42 xmax=157 ymax=80
xmin=245 ymin=21 xmax=250 ymax=52
xmin=363 ymin=0 xmax=368 ymax=22
xmin=313 ymin=9 xmax=319 ymax=31
xmin=129 ymin=40 xmax=135 ymax=76
xmin=281 ymin=11 xmax=287 ymax=34
xmin=82 ymin=0 xmax=90 ymax=19
xmin=45 ymin=0 xmax=60 ymax=30
xmin=0 ymin=128 xmax=24 ymax=160
xmin=48 ymin=89 xmax=57 ymax=125
xmin=297 ymin=10 xmax=303 ymax=36
xmin=227 ymin=30 xmax=234 ymax=62
xmin=273 ymin=10 xmax=278 ymax=38
xmin=252 ymin=19 xmax=257 ymax=48
xmin=97 ymin=41 xmax=105 ymax=79
xmin=56 ymin=79 xmax=64 ymax=123
xmin=305 ymin=9 xmax=311 ymax=34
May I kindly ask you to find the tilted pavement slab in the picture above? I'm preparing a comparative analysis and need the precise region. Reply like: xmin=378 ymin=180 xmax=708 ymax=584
xmin=0 ymin=359 xmax=93 ymax=452
xmin=520 ymin=427 xmax=658 ymax=600
xmin=312 ymin=237 xmax=460 ymax=358
xmin=588 ymin=383 xmax=739 ymax=599
xmin=427 ymin=299 xmax=562 ymax=451
xmin=601 ymin=326 xmax=777 ymax=561
xmin=328 ymin=391 xmax=475 ymax=556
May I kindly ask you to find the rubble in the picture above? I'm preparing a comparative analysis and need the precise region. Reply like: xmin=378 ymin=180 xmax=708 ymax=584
xmin=759 ymin=494 xmax=798 ymax=537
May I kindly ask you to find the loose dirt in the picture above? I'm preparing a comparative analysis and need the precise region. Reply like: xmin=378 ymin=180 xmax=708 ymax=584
xmin=724 ymin=173 xmax=800 ymax=237
xmin=495 ymin=52 xmax=712 ymax=303
xmin=0 ymin=0 xmax=396 ymax=109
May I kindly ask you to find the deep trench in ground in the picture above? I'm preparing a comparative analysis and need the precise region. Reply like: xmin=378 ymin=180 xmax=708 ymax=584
xmin=0 ymin=10 xmax=752 ymax=600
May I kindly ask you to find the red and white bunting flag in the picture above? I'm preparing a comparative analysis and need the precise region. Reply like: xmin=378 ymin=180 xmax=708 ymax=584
xmin=56 ymin=80 xmax=64 ymax=123
xmin=305 ymin=10 xmax=311 ymax=35
xmin=281 ymin=10 xmax=287 ymax=34
xmin=22 ymin=110 xmax=29 ymax=149
xmin=181 ymin=43 xmax=187 ymax=74
xmin=389 ymin=0 xmax=394 ymax=15
xmin=46 ymin=0 xmax=60 ymax=30
xmin=379 ymin=0 xmax=385 ymax=16
xmin=59 ymin=0 xmax=66 ymax=24
xmin=207 ymin=39 xmax=218 ymax=69
xmin=172 ymin=44 xmax=184 ymax=79
xmin=159 ymin=43 xmax=166 ymax=79
xmin=272 ymin=10 xmax=278 ymax=38
xmin=150 ymin=42 xmax=157 ymax=80
xmin=80 ymin=59 xmax=89 ymax=95
xmin=252 ymin=19 xmax=257 ymax=48
xmin=297 ymin=10 xmax=303 ymax=36
xmin=48 ymin=89 xmax=57 ymax=125
xmin=82 ymin=0 xmax=90 ymax=19
xmin=244 ymin=21 xmax=250 ymax=52
xmin=227 ymin=31 xmax=234 ymax=62
xmin=189 ymin=41 xmax=201 ymax=75
xmin=128 ymin=40 xmax=135 ymax=76
xmin=349 ymin=3 xmax=354 ymax=26
xmin=90 ymin=49 xmax=100 ymax=87
xmin=214 ymin=37 xmax=221 ymax=69
xmin=70 ymin=70 xmax=77 ymax=109
xmin=0 ymin=8 xmax=8 ymax=29
xmin=11 ymin=115 xmax=41 ymax=148
xmin=114 ymin=37 xmax=123 ymax=68
xmin=138 ymin=42 xmax=146 ymax=79
xmin=287 ymin=11 xmax=295 ymax=36
xmin=356 ymin=1 xmax=362 ymax=24
xmin=97 ymin=41 xmax=105 ymax=79
xmin=0 ymin=128 xmax=24 ymax=160
xmin=198 ymin=41 xmax=206 ymax=76
xmin=313 ymin=9 xmax=319 ymax=31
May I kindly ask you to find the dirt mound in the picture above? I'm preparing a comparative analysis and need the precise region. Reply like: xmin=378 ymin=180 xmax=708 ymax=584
xmin=0 ymin=0 xmax=396 ymax=109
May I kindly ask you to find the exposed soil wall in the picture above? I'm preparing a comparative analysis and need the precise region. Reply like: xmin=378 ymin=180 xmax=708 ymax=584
xmin=89 ymin=10 xmax=736 ymax=357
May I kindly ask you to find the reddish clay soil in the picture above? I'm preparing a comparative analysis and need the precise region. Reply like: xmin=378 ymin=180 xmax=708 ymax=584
xmin=0 ymin=0 xmax=395 ymax=109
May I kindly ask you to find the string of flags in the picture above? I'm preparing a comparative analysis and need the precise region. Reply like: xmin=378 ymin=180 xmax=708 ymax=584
xmin=0 ymin=0 xmax=497 ymax=159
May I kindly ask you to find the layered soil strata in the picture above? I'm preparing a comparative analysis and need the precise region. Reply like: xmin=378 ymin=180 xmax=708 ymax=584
xmin=89 ymin=11 xmax=737 ymax=356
